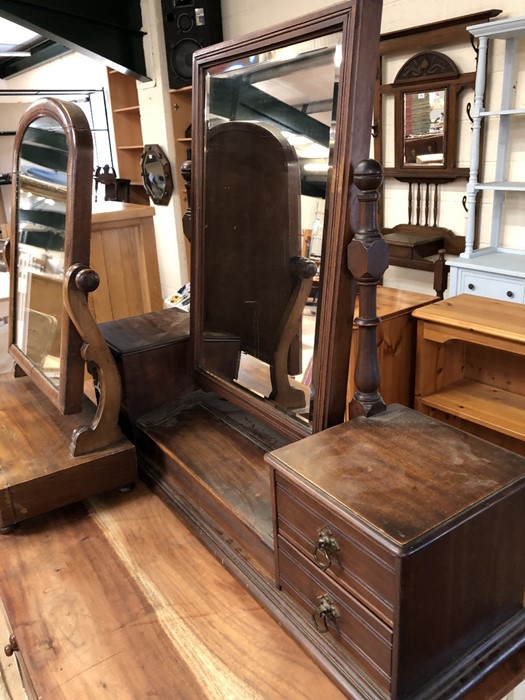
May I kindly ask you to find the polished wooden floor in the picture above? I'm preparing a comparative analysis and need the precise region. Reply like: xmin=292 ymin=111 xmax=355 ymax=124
xmin=0 ymin=482 xmax=346 ymax=699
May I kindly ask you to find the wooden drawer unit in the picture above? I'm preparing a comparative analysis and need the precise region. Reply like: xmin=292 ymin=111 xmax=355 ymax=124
xmin=278 ymin=536 xmax=392 ymax=691
xmin=267 ymin=405 xmax=525 ymax=699
xmin=274 ymin=472 xmax=396 ymax=624
xmin=454 ymin=268 xmax=525 ymax=303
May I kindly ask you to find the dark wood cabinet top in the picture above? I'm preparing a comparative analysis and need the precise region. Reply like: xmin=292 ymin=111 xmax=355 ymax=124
xmin=266 ymin=404 xmax=525 ymax=547
xmin=99 ymin=307 xmax=190 ymax=354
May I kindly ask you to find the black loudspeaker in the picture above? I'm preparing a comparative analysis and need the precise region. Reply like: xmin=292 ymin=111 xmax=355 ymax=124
xmin=161 ymin=1 xmax=223 ymax=89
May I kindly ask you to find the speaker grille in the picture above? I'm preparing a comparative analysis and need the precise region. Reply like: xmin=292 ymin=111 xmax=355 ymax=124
xmin=170 ymin=38 xmax=201 ymax=81
xmin=162 ymin=0 xmax=223 ymax=89
xmin=177 ymin=13 xmax=193 ymax=32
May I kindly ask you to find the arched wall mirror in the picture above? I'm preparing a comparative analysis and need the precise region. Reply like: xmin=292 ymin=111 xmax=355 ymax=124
xmin=384 ymin=50 xmax=474 ymax=180
xmin=8 ymin=98 xmax=93 ymax=414
xmin=191 ymin=1 xmax=382 ymax=438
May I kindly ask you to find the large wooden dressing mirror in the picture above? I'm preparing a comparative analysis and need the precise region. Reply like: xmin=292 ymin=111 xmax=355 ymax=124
xmin=191 ymin=0 xmax=383 ymax=438
xmin=8 ymin=98 xmax=92 ymax=414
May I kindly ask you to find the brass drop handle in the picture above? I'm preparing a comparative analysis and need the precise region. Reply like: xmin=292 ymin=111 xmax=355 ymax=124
xmin=313 ymin=526 xmax=340 ymax=571
xmin=4 ymin=634 xmax=18 ymax=656
xmin=312 ymin=594 xmax=340 ymax=633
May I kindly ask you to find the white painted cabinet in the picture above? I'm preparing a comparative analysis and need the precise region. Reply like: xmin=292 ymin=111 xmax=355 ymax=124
xmin=449 ymin=15 xmax=525 ymax=301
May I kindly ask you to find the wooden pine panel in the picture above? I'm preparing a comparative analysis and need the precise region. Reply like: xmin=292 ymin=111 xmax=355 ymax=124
xmin=464 ymin=342 xmax=525 ymax=395
xmin=412 ymin=294 xmax=525 ymax=347
xmin=421 ymin=378 xmax=525 ymax=441
xmin=89 ymin=205 xmax=163 ymax=323
xmin=88 ymin=227 xmax=113 ymax=322
xmin=134 ymin=214 xmax=163 ymax=313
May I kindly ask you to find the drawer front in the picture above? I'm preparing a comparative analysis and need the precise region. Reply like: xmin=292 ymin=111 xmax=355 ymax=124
xmin=274 ymin=473 xmax=396 ymax=625
xmin=459 ymin=270 xmax=525 ymax=303
xmin=278 ymin=536 xmax=392 ymax=692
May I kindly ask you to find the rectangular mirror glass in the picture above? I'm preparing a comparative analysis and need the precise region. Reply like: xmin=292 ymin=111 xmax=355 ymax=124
xmin=403 ymin=89 xmax=446 ymax=166
xmin=201 ymin=34 xmax=342 ymax=428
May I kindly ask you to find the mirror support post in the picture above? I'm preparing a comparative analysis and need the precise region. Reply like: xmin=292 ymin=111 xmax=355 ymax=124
xmin=347 ymin=159 xmax=388 ymax=419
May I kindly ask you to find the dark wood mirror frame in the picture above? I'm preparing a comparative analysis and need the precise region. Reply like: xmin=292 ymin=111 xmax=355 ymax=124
xmin=191 ymin=0 xmax=383 ymax=439
xmin=8 ymin=97 xmax=93 ymax=415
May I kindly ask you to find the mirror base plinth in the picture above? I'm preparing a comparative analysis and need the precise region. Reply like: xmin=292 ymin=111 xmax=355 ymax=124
xmin=0 ymin=373 xmax=137 ymax=531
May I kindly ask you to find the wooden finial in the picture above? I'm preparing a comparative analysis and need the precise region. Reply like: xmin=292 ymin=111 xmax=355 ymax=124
xmin=181 ymin=159 xmax=192 ymax=242
xmin=347 ymin=159 xmax=388 ymax=419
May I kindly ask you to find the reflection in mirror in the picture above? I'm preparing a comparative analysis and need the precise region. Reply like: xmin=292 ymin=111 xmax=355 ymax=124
xmin=15 ymin=116 xmax=67 ymax=387
xmin=403 ymin=89 xmax=445 ymax=166
xmin=141 ymin=144 xmax=174 ymax=205
xmin=201 ymin=33 xmax=342 ymax=427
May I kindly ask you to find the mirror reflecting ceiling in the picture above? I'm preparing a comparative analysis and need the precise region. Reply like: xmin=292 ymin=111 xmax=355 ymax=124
xmin=201 ymin=33 xmax=342 ymax=426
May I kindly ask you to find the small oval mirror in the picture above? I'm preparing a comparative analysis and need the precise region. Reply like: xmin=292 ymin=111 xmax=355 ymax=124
xmin=141 ymin=144 xmax=173 ymax=205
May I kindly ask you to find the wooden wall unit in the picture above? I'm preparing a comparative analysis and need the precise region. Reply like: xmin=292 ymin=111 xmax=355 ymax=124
xmin=89 ymin=202 xmax=163 ymax=323
xmin=106 ymin=69 xmax=148 ymax=204
xmin=413 ymin=294 xmax=525 ymax=456
xmin=169 ymin=86 xmax=192 ymax=210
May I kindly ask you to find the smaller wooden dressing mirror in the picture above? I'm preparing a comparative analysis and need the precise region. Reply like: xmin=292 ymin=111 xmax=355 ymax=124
xmin=9 ymin=99 xmax=91 ymax=413
xmin=0 ymin=97 xmax=136 ymax=532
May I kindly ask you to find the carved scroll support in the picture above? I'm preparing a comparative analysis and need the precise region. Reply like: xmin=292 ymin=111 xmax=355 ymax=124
xmin=347 ymin=159 xmax=388 ymax=419
xmin=63 ymin=263 xmax=125 ymax=456
xmin=270 ymin=256 xmax=317 ymax=411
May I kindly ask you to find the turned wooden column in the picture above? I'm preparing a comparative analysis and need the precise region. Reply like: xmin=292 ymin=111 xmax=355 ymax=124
xmin=347 ymin=159 xmax=389 ymax=419
xmin=180 ymin=159 xmax=192 ymax=242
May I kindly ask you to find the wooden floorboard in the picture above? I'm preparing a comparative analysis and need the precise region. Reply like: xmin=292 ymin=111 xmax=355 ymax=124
xmin=0 ymin=482 xmax=346 ymax=699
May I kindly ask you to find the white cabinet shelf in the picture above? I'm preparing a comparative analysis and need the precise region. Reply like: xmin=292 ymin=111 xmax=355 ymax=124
xmin=476 ymin=181 xmax=525 ymax=191
xmin=449 ymin=15 xmax=525 ymax=301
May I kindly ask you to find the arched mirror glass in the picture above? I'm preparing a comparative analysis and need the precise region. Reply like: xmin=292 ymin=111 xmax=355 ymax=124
xmin=191 ymin=2 xmax=382 ymax=438
xmin=14 ymin=116 xmax=67 ymax=387
xmin=9 ymin=98 xmax=93 ymax=414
